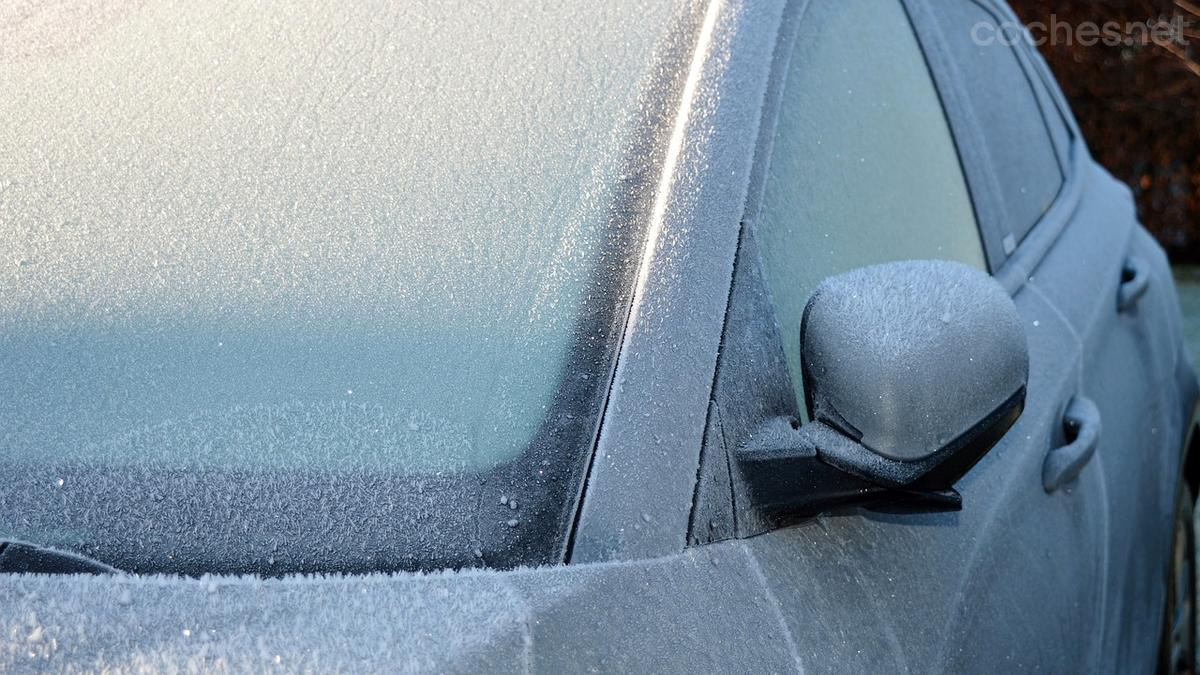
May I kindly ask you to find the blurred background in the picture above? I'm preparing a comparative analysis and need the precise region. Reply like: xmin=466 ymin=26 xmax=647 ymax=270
xmin=1008 ymin=0 xmax=1200 ymax=359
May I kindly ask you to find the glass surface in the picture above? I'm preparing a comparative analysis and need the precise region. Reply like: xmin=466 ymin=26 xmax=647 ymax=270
xmin=932 ymin=0 xmax=1065 ymax=247
xmin=0 ymin=0 xmax=687 ymax=573
xmin=756 ymin=0 xmax=987 ymax=417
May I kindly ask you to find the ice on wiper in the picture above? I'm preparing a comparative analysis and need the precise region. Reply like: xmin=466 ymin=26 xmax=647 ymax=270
xmin=0 ymin=541 xmax=118 ymax=575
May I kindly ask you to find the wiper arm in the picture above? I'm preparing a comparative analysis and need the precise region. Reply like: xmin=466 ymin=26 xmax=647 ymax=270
xmin=0 ymin=540 xmax=120 ymax=574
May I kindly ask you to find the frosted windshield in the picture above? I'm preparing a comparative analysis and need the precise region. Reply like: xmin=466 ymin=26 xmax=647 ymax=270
xmin=0 ymin=0 xmax=676 ymax=475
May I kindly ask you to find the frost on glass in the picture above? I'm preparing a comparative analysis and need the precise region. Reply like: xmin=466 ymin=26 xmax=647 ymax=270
xmin=933 ymin=0 xmax=1065 ymax=247
xmin=756 ymin=0 xmax=987 ymax=418
xmin=0 ymin=0 xmax=683 ymax=569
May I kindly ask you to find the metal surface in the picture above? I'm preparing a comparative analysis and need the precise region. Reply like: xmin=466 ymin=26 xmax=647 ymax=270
xmin=1 ymin=0 xmax=1197 ymax=672
xmin=568 ymin=0 xmax=787 ymax=563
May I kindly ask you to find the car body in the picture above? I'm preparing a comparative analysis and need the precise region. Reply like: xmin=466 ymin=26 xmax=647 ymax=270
xmin=1 ymin=0 xmax=1197 ymax=672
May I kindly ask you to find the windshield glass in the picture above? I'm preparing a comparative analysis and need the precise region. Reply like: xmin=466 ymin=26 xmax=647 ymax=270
xmin=0 ymin=0 xmax=693 ymax=573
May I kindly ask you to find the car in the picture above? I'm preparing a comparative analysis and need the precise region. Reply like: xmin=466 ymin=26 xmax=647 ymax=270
xmin=0 ymin=0 xmax=1196 ymax=672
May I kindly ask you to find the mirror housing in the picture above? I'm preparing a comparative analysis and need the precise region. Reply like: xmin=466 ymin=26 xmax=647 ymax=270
xmin=737 ymin=260 xmax=1028 ymax=518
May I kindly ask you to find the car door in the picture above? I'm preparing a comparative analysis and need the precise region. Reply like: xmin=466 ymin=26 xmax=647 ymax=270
xmin=929 ymin=0 xmax=1198 ymax=668
xmin=689 ymin=0 xmax=1109 ymax=669
xmin=966 ymin=4 xmax=1199 ymax=669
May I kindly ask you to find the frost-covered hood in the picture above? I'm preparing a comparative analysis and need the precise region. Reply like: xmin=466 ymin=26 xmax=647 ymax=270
xmin=1 ymin=541 xmax=797 ymax=673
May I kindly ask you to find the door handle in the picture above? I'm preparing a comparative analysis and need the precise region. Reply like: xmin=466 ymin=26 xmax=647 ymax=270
xmin=1043 ymin=396 xmax=1101 ymax=493
xmin=1117 ymin=256 xmax=1150 ymax=312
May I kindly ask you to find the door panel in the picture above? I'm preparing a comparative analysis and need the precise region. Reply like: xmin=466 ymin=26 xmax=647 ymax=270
xmin=1020 ymin=164 xmax=1189 ymax=670
xmin=743 ymin=285 xmax=1104 ymax=671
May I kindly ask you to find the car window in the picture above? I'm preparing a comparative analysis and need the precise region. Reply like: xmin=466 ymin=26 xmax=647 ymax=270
xmin=755 ymin=0 xmax=987 ymax=418
xmin=931 ymin=0 xmax=1065 ymax=251
xmin=0 ymin=0 xmax=690 ymax=574
xmin=1019 ymin=37 xmax=1075 ymax=169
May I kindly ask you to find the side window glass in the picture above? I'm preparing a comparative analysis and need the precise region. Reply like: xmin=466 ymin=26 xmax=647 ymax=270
xmin=1020 ymin=39 xmax=1075 ymax=168
xmin=932 ymin=0 xmax=1065 ymax=250
xmin=756 ymin=0 xmax=987 ymax=418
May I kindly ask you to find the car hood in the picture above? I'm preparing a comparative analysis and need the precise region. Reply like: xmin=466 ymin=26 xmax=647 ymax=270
xmin=0 ymin=540 xmax=798 ymax=673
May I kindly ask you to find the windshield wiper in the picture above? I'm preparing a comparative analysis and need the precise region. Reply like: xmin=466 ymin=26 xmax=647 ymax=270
xmin=0 ymin=540 xmax=119 ymax=574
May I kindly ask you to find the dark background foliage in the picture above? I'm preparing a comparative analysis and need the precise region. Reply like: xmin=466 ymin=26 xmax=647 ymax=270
xmin=1007 ymin=0 xmax=1200 ymax=261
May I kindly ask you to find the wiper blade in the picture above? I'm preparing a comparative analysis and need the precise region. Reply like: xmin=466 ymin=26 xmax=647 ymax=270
xmin=0 ymin=540 xmax=119 ymax=574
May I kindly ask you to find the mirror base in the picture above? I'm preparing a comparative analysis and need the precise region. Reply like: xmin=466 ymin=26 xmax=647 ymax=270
xmin=735 ymin=386 xmax=1024 ymax=522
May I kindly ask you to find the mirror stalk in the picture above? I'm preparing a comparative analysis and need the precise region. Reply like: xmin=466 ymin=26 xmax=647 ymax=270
xmin=737 ymin=382 xmax=1022 ymax=520
xmin=736 ymin=417 xmax=971 ymax=521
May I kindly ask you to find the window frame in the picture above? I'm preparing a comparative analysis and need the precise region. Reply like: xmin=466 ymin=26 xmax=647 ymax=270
xmin=908 ymin=0 xmax=1087 ymax=284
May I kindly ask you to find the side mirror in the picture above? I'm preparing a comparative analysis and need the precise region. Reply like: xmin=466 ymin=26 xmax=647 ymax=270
xmin=737 ymin=260 xmax=1028 ymax=518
